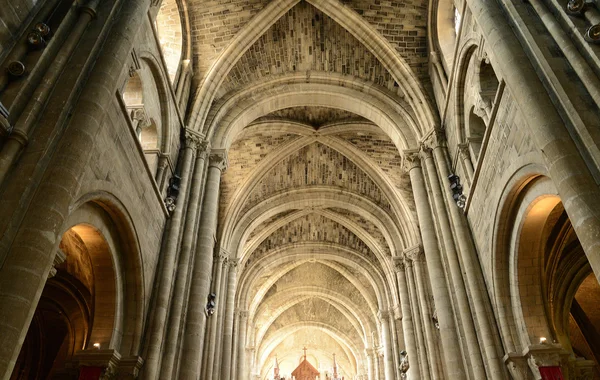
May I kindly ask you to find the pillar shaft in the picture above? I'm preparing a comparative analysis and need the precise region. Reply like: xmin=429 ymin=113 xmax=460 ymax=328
xmin=411 ymin=253 xmax=443 ymax=380
xmin=468 ymin=0 xmax=600 ymax=286
xmin=201 ymin=252 xmax=227 ymax=380
xmin=379 ymin=311 xmax=395 ymax=380
xmin=405 ymin=260 xmax=430 ymax=380
xmin=423 ymin=146 xmax=487 ymax=379
xmin=220 ymin=262 xmax=239 ymax=379
xmin=211 ymin=262 xmax=230 ymax=378
xmin=236 ymin=310 xmax=249 ymax=380
xmin=178 ymin=151 xmax=227 ymax=379
xmin=158 ymin=145 xmax=207 ymax=379
xmin=367 ymin=350 xmax=376 ymax=380
xmin=432 ymin=141 xmax=505 ymax=378
xmin=394 ymin=258 xmax=420 ymax=379
xmin=0 ymin=0 xmax=151 ymax=376
xmin=144 ymin=135 xmax=198 ymax=379
xmin=406 ymin=152 xmax=465 ymax=378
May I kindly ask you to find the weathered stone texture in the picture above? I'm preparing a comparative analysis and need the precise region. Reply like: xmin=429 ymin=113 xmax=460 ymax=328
xmin=221 ymin=2 xmax=397 ymax=96
xmin=241 ymin=142 xmax=394 ymax=214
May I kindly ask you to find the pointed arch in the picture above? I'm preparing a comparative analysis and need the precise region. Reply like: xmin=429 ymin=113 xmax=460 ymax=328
xmin=187 ymin=0 xmax=437 ymax=135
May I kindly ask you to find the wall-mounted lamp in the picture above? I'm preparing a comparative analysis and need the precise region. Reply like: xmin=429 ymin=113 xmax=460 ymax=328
xmin=539 ymin=337 xmax=547 ymax=344
xmin=448 ymin=174 xmax=466 ymax=209
xmin=205 ymin=293 xmax=216 ymax=317
xmin=93 ymin=343 xmax=101 ymax=349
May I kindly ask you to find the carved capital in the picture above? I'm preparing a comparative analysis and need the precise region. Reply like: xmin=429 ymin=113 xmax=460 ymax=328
xmin=403 ymin=244 xmax=424 ymax=263
xmin=378 ymin=309 xmax=391 ymax=321
xmin=209 ymin=149 xmax=228 ymax=172
xmin=185 ymin=130 xmax=204 ymax=151
xmin=216 ymin=247 xmax=229 ymax=262
xmin=419 ymin=145 xmax=433 ymax=160
xmin=424 ymin=128 xmax=446 ymax=149
xmin=402 ymin=149 xmax=421 ymax=172
xmin=129 ymin=106 xmax=150 ymax=128
xmin=457 ymin=143 xmax=470 ymax=158
xmin=237 ymin=309 xmax=249 ymax=319
xmin=392 ymin=256 xmax=405 ymax=272
xmin=228 ymin=258 xmax=239 ymax=269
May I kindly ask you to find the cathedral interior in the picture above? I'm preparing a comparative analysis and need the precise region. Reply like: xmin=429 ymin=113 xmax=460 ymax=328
xmin=0 ymin=0 xmax=600 ymax=379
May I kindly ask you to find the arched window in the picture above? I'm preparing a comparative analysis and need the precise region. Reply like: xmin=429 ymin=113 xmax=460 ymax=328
xmin=155 ymin=0 xmax=183 ymax=84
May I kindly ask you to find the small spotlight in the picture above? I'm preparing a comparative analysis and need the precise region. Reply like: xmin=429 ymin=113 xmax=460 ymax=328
xmin=539 ymin=337 xmax=547 ymax=344
xmin=93 ymin=343 xmax=101 ymax=349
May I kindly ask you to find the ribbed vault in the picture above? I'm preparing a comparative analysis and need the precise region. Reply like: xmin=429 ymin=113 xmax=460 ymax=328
xmin=196 ymin=0 xmax=432 ymax=377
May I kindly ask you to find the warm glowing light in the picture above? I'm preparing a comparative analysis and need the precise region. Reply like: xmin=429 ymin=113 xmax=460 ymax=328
xmin=93 ymin=343 xmax=101 ymax=349
xmin=539 ymin=337 xmax=547 ymax=344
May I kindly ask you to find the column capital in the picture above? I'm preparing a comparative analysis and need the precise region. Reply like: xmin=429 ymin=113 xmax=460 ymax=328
xmin=457 ymin=142 xmax=470 ymax=157
xmin=184 ymin=129 xmax=206 ymax=151
xmin=403 ymin=244 xmax=424 ymax=263
xmin=423 ymin=128 xmax=446 ymax=149
xmin=228 ymin=258 xmax=240 ymax=268
xmin=209 ymin=149 xmax=228 ymax=171
xmin=419 ymin=144 xmax=433 ymax=160
xmin=237 ymin=309 xmax=249 ymax=319
xmin=378 ymin=309 xmax=391 ymax=321
xmin=402 ymin=149 xmax=421 ymax=172
xmin=392 ymin=256 xmax=405 ymax=272
xmin=216 ymin=247 xmax=229 ymax=262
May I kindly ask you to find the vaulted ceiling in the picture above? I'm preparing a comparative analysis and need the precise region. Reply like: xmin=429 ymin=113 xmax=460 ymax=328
xmin=159 ymin=0 xmax=436 ymax=377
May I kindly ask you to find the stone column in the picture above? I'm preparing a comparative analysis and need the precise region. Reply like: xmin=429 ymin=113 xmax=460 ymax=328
xmin=393 ymin=256 xmax=420 ymax=379
xmin=178 ymin=150 xmax=227 ymax=380
xmin=378 ymin=311 xmax=395 ymax=380
xmin=144 ymin=131 xmax=199 ymax=379
xmin=457 ymin=143 xmax=474 ymax=182
xmin=430 ymin=133 xmax=505 ymax=378
xmin=366 ymin=349 xmax=376 ymax=380
xmin=404 ymin=150 xmax=465 ymax=378
xmin=211 ymin=261 xmax=230 ymax=378
xmin=422 ymin=145 xmax=487 ymax=379
xmin=201 ymin=250 xmax=228 ymax=380
xmin=405 ymin=246 xmax=442 ymax=380
xmin=0 ymin=0 xmax=152 ymax=377
xmin=158 ymin=140 xmax=209 ymax=379
xmin=220 ymin=260 xmax=239 ymax=380
xmin=468 ymin=0 xmax=600 ymax=287
xmin=237 ymin=310 xmax=249 ymax=380
xmin=404 ymin=257 xmax=430 ymax=380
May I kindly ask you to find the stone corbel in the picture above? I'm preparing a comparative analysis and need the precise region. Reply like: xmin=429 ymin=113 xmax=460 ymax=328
xmin=503 ymin=352 xmax=530 ymax=379
xmin=117 ymin=356 xmax=144 ymax=379
xmin=403 ymin=244 xmax=424 ymax=263
xmin=523 ymin=343 xmax=570 ymax=380
xmin=67 ymin=349 xmax=121 ymax=379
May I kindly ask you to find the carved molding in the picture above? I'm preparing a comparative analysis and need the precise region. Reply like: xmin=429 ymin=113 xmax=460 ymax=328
xmin=402 ymin=149 xmax=421 ymax=172
xmin=209 ymin=149 xmax=228 ymax=171
xmin=403 ymin=244 xmax=424 ymax=263
xmin=392 ymin=256 xmax=405 ymax=272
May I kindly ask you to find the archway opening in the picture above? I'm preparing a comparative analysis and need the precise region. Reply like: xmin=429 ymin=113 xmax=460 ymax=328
xmin=10 ymin=224 xmax=117 ymax=379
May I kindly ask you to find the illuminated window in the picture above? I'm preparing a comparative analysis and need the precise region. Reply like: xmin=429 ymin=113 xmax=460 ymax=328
xmin=454 ymin=7 xmax=462 ymax=35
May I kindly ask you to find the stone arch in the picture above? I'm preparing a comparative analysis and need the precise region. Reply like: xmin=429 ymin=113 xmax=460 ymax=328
xmin=257 ymin=322 xmax=361 ymax=376
xmin=187 ymin=0 xmax=437 ymax=134
xmin=66 ymin=193 xmax=145 ymax=356
xmin=206 ymin=74 xmax=420 ymax=151
xmin=433 ymin=0 xmax=460 ymax=73
xmin=492 ymin=165 xmax=600 ymax=377
xmin=239 ymin=245 xmax=387 ymax=318
xmin=220 ymin=130 xmax=418 ymax=254
xmin=452 ymin=40 xmax=478 ymax=145
xmin=252 ymin=286 xmax=372 ymax=345
xmin=224 ymin=189 xmax=406 ymax=267
xmin=155 ymin=0 xmax=184 ymax=83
